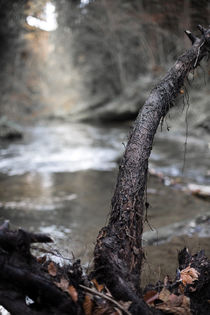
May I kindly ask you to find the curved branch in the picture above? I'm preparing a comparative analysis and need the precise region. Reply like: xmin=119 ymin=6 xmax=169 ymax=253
xmin=94 ymin=25 xmax=210 ymax=303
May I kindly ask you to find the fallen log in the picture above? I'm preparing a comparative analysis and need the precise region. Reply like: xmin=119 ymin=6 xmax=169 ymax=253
xmin=0 ymin=26 xmax=209 ymax=314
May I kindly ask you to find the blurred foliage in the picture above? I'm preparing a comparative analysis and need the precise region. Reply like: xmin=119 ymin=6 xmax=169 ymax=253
xmin=0 ymin=0 xmax=209 ymax=120
xmin=56 ymin=0 xmax=209 ymax=99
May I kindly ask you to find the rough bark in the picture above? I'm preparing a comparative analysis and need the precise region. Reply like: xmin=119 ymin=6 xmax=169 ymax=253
xmin=0 ymin=26 xmax=209 ymax=315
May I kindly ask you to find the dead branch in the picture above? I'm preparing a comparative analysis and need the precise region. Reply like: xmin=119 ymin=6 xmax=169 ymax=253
xmin=0 ymin=26 xmax=209 ymax=315
xmin=93 ymin=25 xmax=210 ymax=307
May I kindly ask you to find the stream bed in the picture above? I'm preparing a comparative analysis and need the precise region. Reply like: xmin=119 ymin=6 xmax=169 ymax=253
xmin=0 ymin=120 xmax=209 ymax=282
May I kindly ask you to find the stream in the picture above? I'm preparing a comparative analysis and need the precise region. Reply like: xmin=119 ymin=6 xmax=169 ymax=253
xmin=0 ymin=120 xmax=210 ymax=281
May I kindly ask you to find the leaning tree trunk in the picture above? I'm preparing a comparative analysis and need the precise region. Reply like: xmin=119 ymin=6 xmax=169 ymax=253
xmin=93 ymin=24 xmax=210 ymax=302
xmin=0 ymin=26 xmax=209 ymax=315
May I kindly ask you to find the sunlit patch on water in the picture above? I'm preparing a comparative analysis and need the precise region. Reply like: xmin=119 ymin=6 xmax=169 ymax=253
xmin=0 ymin=122 xmax=125 ymax=176
xmin=0 ymin=122 xmax=209 ymax=184
xmin=0 ymin=194 xmax=77 ymax=211
xmin=39 ymin=225 xmax=72 ymax=239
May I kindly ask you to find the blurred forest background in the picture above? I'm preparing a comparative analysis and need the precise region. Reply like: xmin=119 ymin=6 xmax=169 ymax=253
xmin=0 ymin=0 xmax=210 ymax=284
xmin=0 ymin=0 xmax=209 ymax=123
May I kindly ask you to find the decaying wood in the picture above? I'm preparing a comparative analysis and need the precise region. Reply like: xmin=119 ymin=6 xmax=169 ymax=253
xmin=0 ymin=26 xmax=209 ymax=314
xmin=0 ymin=222 xmax=83 ymax=314
xmin=0 ymin=222 xmax=209 ymax=315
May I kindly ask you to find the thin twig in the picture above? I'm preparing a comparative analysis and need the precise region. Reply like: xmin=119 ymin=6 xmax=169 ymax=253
xmin=194 ymin=41 xmax=205 ymax=67
xmin=79 ymin=284 xmax=132 ymax=315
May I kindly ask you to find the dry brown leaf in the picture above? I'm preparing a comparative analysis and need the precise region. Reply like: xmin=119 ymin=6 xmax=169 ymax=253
xmin=181 ymin=274 xmax=194 ymax=286
xmin=83 ymin=294 xmax=93 ymax=315
xmin=155 ymin=287 xmax=192 ymax=314
xmin=188 ymin=267 xmax=200 ymax=279
xmin=92 ymin=279 xmax=104 ymax=292
xmin=168 ymin=294 xmax=183 ymax=307
xmin=55 ymin=277 xmax=69 ymax=291
xmin=159 ymin=288 xmax=171 ymax=303
xmin=180 ymin=266 xmax=199 ymax=286
xmin=156 ymin=295 xmax=191 ymax=315
xmin=48 ymin=261 xmax=57 ymax=277
xmin=143 ymin=290 xmax=158 ymax=304
xmin=179 ymin=283 xmax=185 ymax=294
xmin=68 ymin=285 xmax=78 ymax=303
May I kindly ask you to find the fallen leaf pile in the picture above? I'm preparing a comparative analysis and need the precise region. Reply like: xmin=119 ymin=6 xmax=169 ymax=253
xmin=144 ymin=265 xmax=200 ymax=314
xmin=156 ymin=288 xmax=191 ymax=315
xmin=47 ymin=262 xmax=79 ymax=303
xmin=83 ymin=279 xmax=132 ymax=315
xmin=144 ymin=287 xmax=191 ymax=315
xmin=83 ymin=279 xmax=111 ymax=315
xmin=46 ymin=260 xmax=201 ymax=315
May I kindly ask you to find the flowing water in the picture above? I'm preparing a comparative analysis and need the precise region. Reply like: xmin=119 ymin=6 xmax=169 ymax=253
xmin=0 ymin=120 xmax=210 ymax=279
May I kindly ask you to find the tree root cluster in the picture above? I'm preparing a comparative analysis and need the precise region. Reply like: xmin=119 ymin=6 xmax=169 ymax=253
xmin=0 ymin=221 xmax=209 ymax=315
